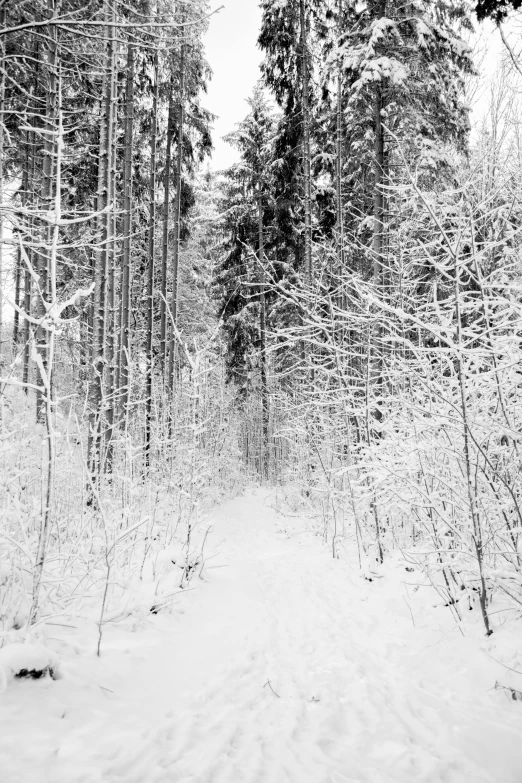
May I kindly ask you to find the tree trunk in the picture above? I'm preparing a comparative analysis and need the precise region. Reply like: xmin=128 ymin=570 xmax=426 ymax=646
xmin=299 ymin=0 xmax=312 ymax=284
xmin=258 ymin=190 xmax=269 ymax=482
xmin=336 ymin=0 xmax=345 ymax=308
xmin=371 ymin=80 xmax=385 ymax=431
xmin=29 ymin=96 xmax=62 ymax=626
xmin=35 ymin=0 xmax=58 ymax=423
xmin=119 ymin=42 xmax=134 ymax=419
xmin=104 ymin=3 xmax=118 ymax=471
xmin=88 ymin=0 xmax=113 ymax=478
xmin=145 ymin=48 xmax=159 ymax=467
xmin=167 ymin=37 xmax=186 ymax=391
xmin=13 ymin=145 xmax=29 ymax=348
xmin=0 ymin=6 xmax=5 ymax=358
xmin=23 ymin=47 xmax=39 ymax=391
xmin=160 ymin=66 xmax=175 ymax=375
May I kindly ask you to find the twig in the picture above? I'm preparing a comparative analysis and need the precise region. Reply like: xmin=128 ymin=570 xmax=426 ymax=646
xmin=263 ymin=679 xmax=281 ymax=698
xmin=403 ymin=595 xmax=416 ymax=627
xmin=495 ymin=682 xmax=522 ymax=701
xmin=198 ymin=525 xmax=212 ymax=578
xmin=498 ymin=24 xmax=522 ymax=80
xmin=487 ymin=652 xmax=522 ymax=678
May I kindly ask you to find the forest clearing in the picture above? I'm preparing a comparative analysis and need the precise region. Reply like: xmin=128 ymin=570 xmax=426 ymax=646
xmin=1 ymin=0 xmax=522 ymax=780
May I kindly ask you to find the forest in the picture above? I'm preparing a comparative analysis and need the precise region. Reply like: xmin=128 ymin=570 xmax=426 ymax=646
xmin=1 ymin=0 xmax=522 ymax=780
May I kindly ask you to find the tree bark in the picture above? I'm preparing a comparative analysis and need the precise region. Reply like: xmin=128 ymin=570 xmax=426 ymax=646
xmin=167 ymin=37 xmax=186 ymax=391
xmin=0 ymin=6 xmax=5 ymax=357
xmin=299 ymin=0 xmax=312 ymax=284
xmin=104 ymin=1 xmax=118 ymax=471
xmin=336 ymin=0 xmax=345 ymax=308
xmin=13 ymin=142 xmax=29 ymax=348
xmin=119 ymin=41 xmax=134 ymax=418
xmin=258 ymin=189 xmax=269 ymax=482
xmin=35 ymin=0 xmax=58 ymax=423
xmin=145 ymin=47 xmax=160 ymax=466
xmin=23 ymin=46 xmax=39 ymax=391
xmin=371 ymin=77 xmax=385 ymax=431
xmin=88 ymin=0 xmax=113 ymax=478
xmin=160 ymin=65 xmax=175 ymax=375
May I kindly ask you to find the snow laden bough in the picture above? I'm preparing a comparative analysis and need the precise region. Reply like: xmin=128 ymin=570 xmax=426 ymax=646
xmin=0 ymin=643 xmax=60 ymax=693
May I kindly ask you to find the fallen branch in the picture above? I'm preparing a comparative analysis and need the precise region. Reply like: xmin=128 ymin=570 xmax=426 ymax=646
xmin=495 ymin=681 xmax=522 ymax=701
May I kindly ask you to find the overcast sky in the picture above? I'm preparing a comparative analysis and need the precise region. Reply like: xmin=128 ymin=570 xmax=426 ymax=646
xmin=203 ymin=0 xmax=262 ymax=170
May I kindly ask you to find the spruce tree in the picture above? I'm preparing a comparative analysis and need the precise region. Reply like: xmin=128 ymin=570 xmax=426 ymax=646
xmin=319 ymin=0 xmax=474 ymax=277
xmin=258 ymin=0 xmax=321 ymax=279
xmin=215 ymin=86 xmax=276 ymax=395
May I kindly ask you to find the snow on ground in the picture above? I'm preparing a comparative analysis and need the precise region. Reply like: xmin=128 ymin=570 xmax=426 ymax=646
xmin=1 ymin=489 xmax=522 ymax=783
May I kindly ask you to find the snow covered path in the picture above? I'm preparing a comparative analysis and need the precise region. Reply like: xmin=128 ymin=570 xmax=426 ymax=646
xmin=2 ymin=490 xmax=522 ymax=782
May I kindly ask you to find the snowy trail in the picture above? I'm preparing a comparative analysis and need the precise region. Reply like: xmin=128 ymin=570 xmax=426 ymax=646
xmin=2 ymin=490 xmax=522 ymax=782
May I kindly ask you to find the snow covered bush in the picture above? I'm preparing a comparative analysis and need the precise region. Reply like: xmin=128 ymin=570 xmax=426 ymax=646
xmin=266 ymin=174 xmax=522 ymax=637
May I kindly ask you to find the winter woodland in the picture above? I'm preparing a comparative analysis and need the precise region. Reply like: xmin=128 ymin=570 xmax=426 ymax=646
xmin=1 ymin=0 xmax=522 ymax=780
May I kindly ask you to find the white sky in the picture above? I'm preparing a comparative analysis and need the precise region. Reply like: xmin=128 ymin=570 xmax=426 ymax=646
xmin=203 ymin=0 xmax=262 ymax=170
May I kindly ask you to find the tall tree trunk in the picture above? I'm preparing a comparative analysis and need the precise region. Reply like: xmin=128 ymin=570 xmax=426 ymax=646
xmin=373 ymin=88 xmax=384 ymax=288
xmin=167 ymin=37 xmax=186 ymax=391
xmin=258 ymin=189 xmax=269 ymax=482
xmin=119 ymin=42 xmax=134 ymax=418
xmin=160 ymin=66 xmax=175 ymax=375
xmin=299 ymin=0 xmax=312 ymax=284
xmin=104 ymin=1 xmax=118 ymax=472
xmin=36 ymin=0 xmax=58 ymax=423
xmin=29 ymin=95 xmax=62 ymax=626
xmin=13 ymin=145 xmax=29 ymax=348
xmin=88 ymin=0 xmax=113 ymax=478
xmin=0 ymin=6 xmax=5 ymax=358
xmin=23 ymin=47 xmax=39 ymax=391
xmin=370 ymin=0 xmax=390 ymax=434
xmin=336 ymin=0 xmax=345 ymax=308
xmin=371 ymin=77 xmax=385 ymax=432
xmin=160 ymin=65 xmax=174 ymax=372
xmin=145 ymin=48 xmax=159 ymax=467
